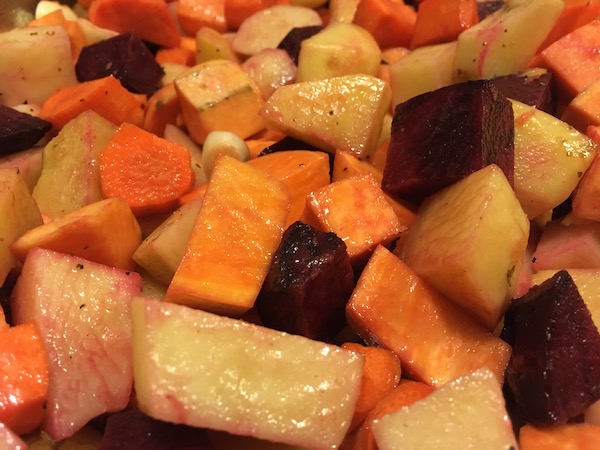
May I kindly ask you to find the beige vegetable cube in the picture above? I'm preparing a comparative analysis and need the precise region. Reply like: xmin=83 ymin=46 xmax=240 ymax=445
xmin=261 ymin=74 xmax=391 ymax=159
xmin=132 ymin=297 xmax=364 ymax=450
xmin=174 ymin=60 xmax=265 ymax=144
xmin=454 ymin=0 xmax=564 ymax=81
xmin=372 ymin=368 xmax=517 ymax=450
xmin=389 ymin=42 xmax=456 ymax=108
xmin=0 ymin=25 xmax=77 ymax=107
xmin=401 ymin=164 xmax=530 ymax=330
xmin=296 ymin=22 xmax=381 ymax=82
xmin=33 ymin=110 xmax=116 ymax=219
xmin=512 ymin=99 xmax=597 ymax=220
xmin=0 ymin=169 xmax=43 ymax=285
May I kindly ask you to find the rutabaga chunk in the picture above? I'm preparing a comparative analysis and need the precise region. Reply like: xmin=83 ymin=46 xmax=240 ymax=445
xmin=371 ymin=368 xmax=517 ymax=450
xmin=10 ymin=248 xmax=142 ymax=441
xmin=131 ymin=297 xmax=364 ymax=450
xmin=0 ymin=25 xmax=77 ymax=107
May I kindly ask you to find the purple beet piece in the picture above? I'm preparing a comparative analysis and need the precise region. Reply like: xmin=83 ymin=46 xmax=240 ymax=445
xmin=256 ymin=221 xmax=354 ymax=342
xmin=0 ymin=105 xmax=51 ymax=154
xmin=99 ymin=409 xmax=211 ymax=450
xmin=477 ymin=0 xmax=505 ymax=20
xmin=277 ymin=25 xmax=323 ymax=65
xmin=382 ymin=79 xmax=514 ymax=204
xmin=490 ymin=69 xmax=557 ymax=115
xmin=501 ymin=270 xmax=600 ymax=426
xmin=76 ymin=32 xmax=164 ymax=95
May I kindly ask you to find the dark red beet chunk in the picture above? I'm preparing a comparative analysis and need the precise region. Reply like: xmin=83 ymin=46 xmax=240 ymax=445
xmin=256 ymin=221 xmax=354 ymax=342
xmin=0 ymin=105 xmax=51 ymax=154
xmin=501 ymin=270 xmax=600 ymax=426
xmin=477 ymin=0 xmax=505 ymax=20
xmin=277 ymin=25 xmax=323 ymax=65
xmin=76 ymin=32 xmax=164 ymax=95
xmin=99 ymin=409 xmax=211 ymax=450
xmin=489 ymin=69 xmax=557 ymax=115
xmin=382 ymin=80 xmax=514 ymax=204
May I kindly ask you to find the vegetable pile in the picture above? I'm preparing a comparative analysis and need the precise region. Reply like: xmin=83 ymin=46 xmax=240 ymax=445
xmin=2 ymin=0 xmax=600 ymax=449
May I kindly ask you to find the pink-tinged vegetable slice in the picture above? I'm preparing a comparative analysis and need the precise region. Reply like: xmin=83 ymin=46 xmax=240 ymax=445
xmin=10 ymin=248 xmax=142 ymax=441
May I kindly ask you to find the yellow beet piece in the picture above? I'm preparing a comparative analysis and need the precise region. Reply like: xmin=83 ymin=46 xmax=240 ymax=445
xmin=174 ymin=60 xmax=265 ymax=144
xmin=165 ymin=155 xmax=289 ymax=316
xmin=0 ymin=169 xmax=43 ymax=285
xmin=401 ymin=164 xmax=530 ymax=330
xmin=11 ymin=197 xmax=142 ymax=271
xmin=261 ymin=74 xmax=391 ymax=159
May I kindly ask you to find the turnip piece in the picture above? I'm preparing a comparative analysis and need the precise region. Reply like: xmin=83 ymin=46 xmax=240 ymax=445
xmin=0 ymin=25 xmax=77 ymax=107
xmin=11 ymin=248 xmax=142 ymax=441
xmin=232 ymin=5 xmax=322 ymax=56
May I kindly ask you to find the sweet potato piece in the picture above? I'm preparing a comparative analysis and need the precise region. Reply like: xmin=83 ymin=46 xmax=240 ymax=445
xmin=142 ymin=83 xmax=181 ymax=137
xmin=88 ymin=0 xmax=181 ymax=48
xmin=11 ymin=197 xmax=142 ymax=270
xmin=519 ymin=423 xmax=600 ymax=450
xmin=302 ymin=174 xmax=402 ymax=267
xmin=39 ymin=75 xmax=145 ymax=131
xmin=410 ymin=0 xmax=479 ymax=49
xmin=174 ymin=60 xmax=265 ymax=144
xmin=176 ymin=0 xmax=227 ymax=35
xmin=247 ymin=150 xmax=330 ymax=227
xmin=0 ymin=321 xmax=49 ymax=436
xmin=165 ymin=155 xmax=289 ymax=316
xmin=341 ymin=343 xmax=402 ymax=432
xmin=540 ymin=19 xmax=600 ymax=100
xmin=346 ymin=245 xmax=512 ymax=386
xmin=561 ymin=78 xmax=600 ymax=132
xmin=352 ymin=0 xmax=416 ymax=49
xmin=332 ymin=150 xmax=416 ymax=229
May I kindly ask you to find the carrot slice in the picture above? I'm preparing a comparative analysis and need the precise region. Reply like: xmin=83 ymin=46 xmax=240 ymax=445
xmin=88 ymin=0 xmax=181 ymax=48
xmin=352 ymin=0 xmax=417 ymax=50
xmin=99 ymin=123 xmax=195 ymax=216
xmin=0 ymin=322 xmax=50 ymax=436
xmin=410 ymin=0 xmax=479 ymax=49
xmin=341 ymin=342 xmax=402 ymax=431
xmin=39 ymin=75 xmax=146 ymax=131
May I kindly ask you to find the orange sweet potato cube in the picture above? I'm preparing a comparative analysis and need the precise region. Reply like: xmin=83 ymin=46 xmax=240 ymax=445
xmin=174 ymin=60 xmax=265 ymax=144
xmin=540 ymin=19 xmax=600 ymax=99
xmin=346 ymin=245 xmax=511 ymax=387
xmin=332 ymin=150 xmax=416 ymax=230
xmin=165 ymin=155 xmax=289 ymax=316
xmin=341 ymin=342 xmax=402 ymax=432
xmin=247 ymin=150 xmax=331 ymax=228
xmin=11 ymin=197 xmax=142 ymax=270
xmin=561 ymin=78 xmax=600 ymax=132
xmin=302 ymin=174 xmax=402 ymax=265
xmin=142 ymin=83 xmax=182 ymax=137
xmin=0 ymin=321 xmax=49 ymax=435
